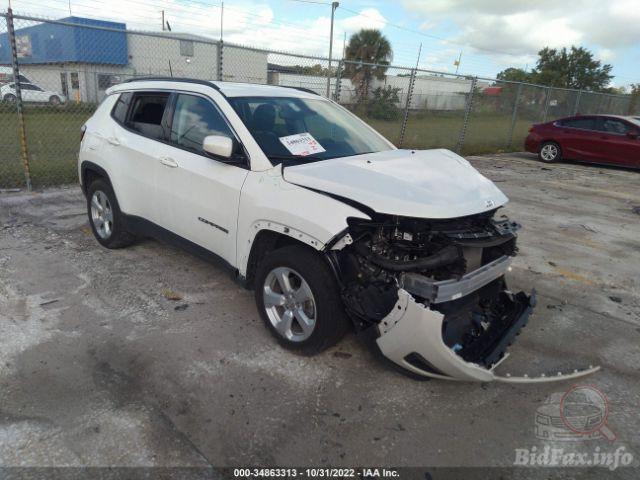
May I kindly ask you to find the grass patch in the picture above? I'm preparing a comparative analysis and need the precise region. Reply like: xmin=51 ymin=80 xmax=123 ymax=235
xmin=361 ymin=112 xmax=535 ymax=155
xmin=0 ymin=104 xmax=95 ymax=188
xmin=1 ymin=106 xmax=537 ymax=189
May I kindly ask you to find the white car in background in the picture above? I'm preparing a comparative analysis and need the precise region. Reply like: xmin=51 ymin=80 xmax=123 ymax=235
xmin=1 ymin=82 xmax=66 ymax=105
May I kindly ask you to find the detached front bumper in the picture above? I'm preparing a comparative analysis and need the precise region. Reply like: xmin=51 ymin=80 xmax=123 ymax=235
xmin=376 ymin=287 xmax=600 ymax=383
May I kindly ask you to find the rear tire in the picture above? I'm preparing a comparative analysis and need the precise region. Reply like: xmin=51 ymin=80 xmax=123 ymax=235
xmin=86 ymin=179 xmax=136 ymax=249
xmin=539 ymin=141 xmax=561 ymax=163
xmin=254 ymin=245 xmax=349 ymax=354
xmin=49 ymin=95 xmax=61 ymax=105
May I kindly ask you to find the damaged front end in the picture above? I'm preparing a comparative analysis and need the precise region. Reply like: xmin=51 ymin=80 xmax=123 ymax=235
xmin=329 ymin=210 xmax=599 ymax=382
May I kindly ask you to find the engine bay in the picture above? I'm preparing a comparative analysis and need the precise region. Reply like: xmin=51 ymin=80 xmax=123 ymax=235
xmin=330 ymin=209 xmax=527 ymax=369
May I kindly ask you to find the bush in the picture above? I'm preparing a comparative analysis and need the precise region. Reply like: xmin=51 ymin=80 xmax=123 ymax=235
xmin=367 ymin=86 xmax=402 ymax=120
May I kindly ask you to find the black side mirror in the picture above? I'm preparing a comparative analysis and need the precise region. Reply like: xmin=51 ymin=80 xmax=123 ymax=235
xmin=627 ymin=131 xmax=639 ymax=140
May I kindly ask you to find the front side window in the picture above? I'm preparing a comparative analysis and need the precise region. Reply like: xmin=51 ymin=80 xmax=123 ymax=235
xmin=228 ymin=96 xmax=392 ymax=165
xmin=170 ymin=94 xmax=235 ymax=155
xmin=599 ymin=118 xmax=631 ymax=135
xmin=126 ymin=92 xmax=169 ymax=140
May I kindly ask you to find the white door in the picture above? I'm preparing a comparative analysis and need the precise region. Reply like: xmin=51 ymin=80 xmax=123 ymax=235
xmin=154 ymin=92 xmax=249 ymax=266
xmin=20 ymin=83 xmax=38 ymax=102
xmin=102 ymin=91 xmax=170 ymax=224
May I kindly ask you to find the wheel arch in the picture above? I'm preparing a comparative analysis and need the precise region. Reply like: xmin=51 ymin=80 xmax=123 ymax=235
xmin=80 ymin=161 xmax=111 ymax=195
xmin=242 ymin=225 xmax=326 ymax=288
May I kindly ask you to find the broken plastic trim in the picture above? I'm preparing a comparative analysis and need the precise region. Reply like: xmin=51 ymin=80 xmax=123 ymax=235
xmin=375 ymin=289 xmax=600 ymax=382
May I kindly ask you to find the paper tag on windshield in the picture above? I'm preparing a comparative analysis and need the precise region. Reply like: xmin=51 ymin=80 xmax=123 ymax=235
xmin=279 ymin=132 xmax=326 ymax=156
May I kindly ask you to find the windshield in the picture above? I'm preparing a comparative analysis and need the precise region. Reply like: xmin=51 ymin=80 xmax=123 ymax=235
xmin=228 ymin=96 xmax=392 ymax=164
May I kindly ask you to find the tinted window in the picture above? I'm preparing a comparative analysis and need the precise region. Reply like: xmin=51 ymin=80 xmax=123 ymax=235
xmin=170 ymin=94 xmax=235 ymax=154
xmin=20 ymin=84 xmax=41 ymax=91
xmin=561 ymin=117 xmax=596 ymax=130
xmin=600 ymin=118 xmax=631 ymax=135
xmin=126 ymin=92 xmax=169 ymax=140
xmin=111 ymin=92 xmax=132 ymax=124
xmin=180 ymin=40 xmax=194 ymax=57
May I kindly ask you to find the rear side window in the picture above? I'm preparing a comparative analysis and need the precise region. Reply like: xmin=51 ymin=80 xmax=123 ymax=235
xmin=169 ymin=94 xmax=235 ymax=154
xmin=560 ymin=117 xmax=596 ymax=130
xmin=111 ymin=92 xmax=132 ymax=124
xmin=125 ymin=92 xmax=170 ymax=140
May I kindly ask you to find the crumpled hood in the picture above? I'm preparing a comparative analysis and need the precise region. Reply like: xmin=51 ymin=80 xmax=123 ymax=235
xmin=283 ymin=148 xmax=508 ymax=218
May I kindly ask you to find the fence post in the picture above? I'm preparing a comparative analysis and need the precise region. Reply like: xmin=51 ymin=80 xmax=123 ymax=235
xmin=542 ymin=87 xmax=551 ymax=122
xmin=333 ymin=60 xmax=343 ymax=103
xmin=507 ymin=82 xmax=523 ymax=149
xmin=398 ymin=68 xmax=416 ymax=148
xmin=7 ymin=8 xmax=32 ymax=191
xmin=573 ymin=89 xmax=582 ymax=115
xmin=217 ymin=40 xmax=223 ymax=81
xmin=456 ymin=76 xmax=477 ymax=154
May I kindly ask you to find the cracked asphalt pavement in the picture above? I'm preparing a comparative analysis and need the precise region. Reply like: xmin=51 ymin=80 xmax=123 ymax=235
xmin=1 ymin=153 xmax=639 ymax=477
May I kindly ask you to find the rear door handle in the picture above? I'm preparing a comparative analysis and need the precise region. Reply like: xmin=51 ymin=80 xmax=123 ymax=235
xmin=160 ymin=157 xmax=179 ymax=168
xmin=107 ymin=137 xmax=120 ymax=146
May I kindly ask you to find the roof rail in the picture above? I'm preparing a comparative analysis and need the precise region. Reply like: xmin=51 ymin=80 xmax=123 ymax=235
xmin=122 ymin=76 xmax=220 ymax=91
xmin=285 ymin=86 xmax=320 ymax=96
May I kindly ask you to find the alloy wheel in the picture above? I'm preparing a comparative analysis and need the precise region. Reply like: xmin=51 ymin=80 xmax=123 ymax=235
xmin=541 ymin=144 xmax=558 ymax=161
xmin=263 ymin=266 xmax=317 ymax=342
xmin=90 ymin=190 xmax=114 ymax=239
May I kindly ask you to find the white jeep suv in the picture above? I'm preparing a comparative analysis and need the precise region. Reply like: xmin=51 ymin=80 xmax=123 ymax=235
xmin=79 ymin=78 xmax=537 ymax=381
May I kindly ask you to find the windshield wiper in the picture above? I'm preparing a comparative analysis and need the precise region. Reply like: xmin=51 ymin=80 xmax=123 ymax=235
xmin=267 ymin=154 xmax=327 ymax=164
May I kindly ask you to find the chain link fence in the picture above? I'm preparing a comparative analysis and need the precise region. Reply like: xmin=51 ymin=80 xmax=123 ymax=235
xmin=1 ymin=10 xmax=638 ymax=189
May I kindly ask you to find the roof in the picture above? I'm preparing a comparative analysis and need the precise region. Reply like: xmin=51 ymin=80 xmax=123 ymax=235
xmin=113 ymin=77 xmax=323 ymax=98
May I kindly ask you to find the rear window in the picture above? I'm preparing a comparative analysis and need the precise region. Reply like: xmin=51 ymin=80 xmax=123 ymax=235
xmin=560 ymin=117 xmax=596 ymax=130
xmin=125 ymin=92 xmax=170 ymax=140
xmin=111 ymin=92 xmax=132 ymax=124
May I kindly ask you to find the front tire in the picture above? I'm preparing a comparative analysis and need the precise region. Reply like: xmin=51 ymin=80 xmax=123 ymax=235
xmin=49 ymin=95 xmax=61 ymax=105
xmin=4 ymin=94 xmax=16 ymax=104
xmin=539 ymin=141 xmax=561 ymax=163
xmin=255 ymin=245 xmax=349 ymax=354
xmin=86 ymin=179 xmax=135 ymax=249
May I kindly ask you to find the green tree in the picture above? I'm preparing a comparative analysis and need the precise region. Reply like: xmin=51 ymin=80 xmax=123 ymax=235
xmin=367 ymin=86 xmax=401 ymax=120
xmin=531 ymin=46 xmax=613 ymax=91
xmin=344 ymin=29 xmax=393 ymax=102
xmin=496 ymin=67 xmax=532 ymax=83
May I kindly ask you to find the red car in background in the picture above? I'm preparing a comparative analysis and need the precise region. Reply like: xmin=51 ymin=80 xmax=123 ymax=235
xmin=525 ymin=115 xmax=640 ymax=168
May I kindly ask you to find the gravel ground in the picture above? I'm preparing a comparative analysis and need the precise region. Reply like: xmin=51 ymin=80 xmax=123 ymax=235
xmin=0 ymin=153 xmax=638 ymax=478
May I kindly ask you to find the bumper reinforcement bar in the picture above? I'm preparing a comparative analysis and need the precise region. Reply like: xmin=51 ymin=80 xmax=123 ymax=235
xmin=400 ymin=255 xmax=512 ymax=304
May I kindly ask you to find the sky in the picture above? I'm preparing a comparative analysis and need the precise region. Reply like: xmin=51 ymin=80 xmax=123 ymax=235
xmin=3 ymin=0 xmax=640 ymax=89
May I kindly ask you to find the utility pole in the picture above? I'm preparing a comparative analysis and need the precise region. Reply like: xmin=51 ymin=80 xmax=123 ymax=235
xmin=454 ymin=51 xmax=462 ymax=75
xmin=326 ymin=1 xmax=339 ymax=98
xmin=161 ymin=10 xmax=165 ymax=31
xmin=220 ymin=1 xmax=224 ymax=42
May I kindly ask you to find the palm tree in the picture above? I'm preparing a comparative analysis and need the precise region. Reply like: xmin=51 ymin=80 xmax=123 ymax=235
xmin=344 ymin=29 xmax=393 ymax=103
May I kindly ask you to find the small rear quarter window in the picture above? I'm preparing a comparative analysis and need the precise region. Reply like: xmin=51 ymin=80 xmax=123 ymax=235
xmin=111 ymin=92 xmax=133 ymax=124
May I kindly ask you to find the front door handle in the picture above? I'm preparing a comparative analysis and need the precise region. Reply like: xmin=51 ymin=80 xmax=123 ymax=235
xmin=107 ymin=137 xmax=120 ymax=146
xmin=160 ymin=157 xmax=179 ymax=168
